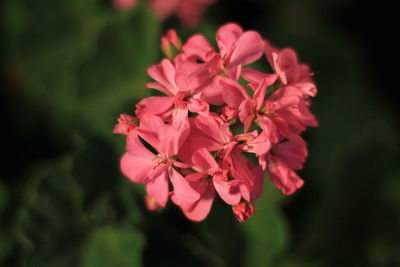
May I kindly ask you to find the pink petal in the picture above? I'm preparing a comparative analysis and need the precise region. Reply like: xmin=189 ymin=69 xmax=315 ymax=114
xmin=264 ymin=40 xmax=279 ymax=70
xmin=171 ymin=104 xmax=189 ymax=129
xmin=146 ymin=170 xmax=169 ymax=207
xmin=206 ymin=54 xmax=224 ymax=75
xmin=242 ymin=68 xmax=277 ymax=87
xmin=194 ymin=113 xmax=232 ymax=148
xmin=126 ymin=132 xmax=155 ymax=158
xmin=202 ymin=77 xmax=225 ymax=105
xmin=216 ymin=23 xmax=244 ymax=58
xmin=185 ymin=172 xmax=208 ymax=183
xmin=275 ymin=136 xmax=307 ymax=170
xmin=213 ymin=177 xmax=241 ymax=205
xmin=187 ymin=98 xmax=209 ymax=115
xmin=253 ymin=80 xmax=267 ymax=111
xmin=135 ymin=96 xmax=174 ymax=118
xmin=120 ymin=152 xmax=154 ymax=184
xmin=229 ymin=31 xmax=264 ymax=67
xmin=257 ymin=116 xmax=279 ymax=144
xmin=242 ymin=130 xmax=272 ymax=158
xmin=182 ymin=189 xmax=214 ymax=222
xmin=251 ymin=76 xmax=279 ymax=110
xmin=174 ymin=55 xmax=213 ymax=94
xmin=170 ymin=168 xmax=200 ymax=205
xmin=147 ymin=59 xmax=178 ymax=96
xmin=182 ymin=34 xmax=214 ymax=61
xmin=220 ymin=77 xmax=249 ymax=109
xmin=250 ymin=165 xmax=264 ymax=200
xmin=238 ymin=99 xmax=254 ymax=130
xmin=191 ymin=148 xmax=219 ymax=173
xmin=136 ymin=114 xmax=166 ymax=153
xmin=225 ymin=64 xmax=242 ymax=80
xmin=276 ymin=48 xmax=299 ymax=72
xmin=268 ymin=158 xmax=304 ymax=195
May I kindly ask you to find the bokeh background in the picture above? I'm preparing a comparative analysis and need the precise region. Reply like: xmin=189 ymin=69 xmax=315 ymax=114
xmin=1 ymin=0 xmax=398 ymax=266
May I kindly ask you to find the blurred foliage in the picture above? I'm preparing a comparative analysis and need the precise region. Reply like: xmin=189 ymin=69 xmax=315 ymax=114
xmin=1 ymin=0 xmax=398 ymax=267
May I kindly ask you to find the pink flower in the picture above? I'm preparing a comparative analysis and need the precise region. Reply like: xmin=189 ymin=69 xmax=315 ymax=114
xmin=116 ymin=23 xmax=318 ymax=222
xmin=150 ymin=0 xmax=216 ymax=28
xmin=113 ymin=114 xmax=138 ymax=135
xmin=113 ymin=0 xmax=139 ymax=10
xmin=137 ymin=57 xmax=211 ymax=127
xmin=238 ymin=79 xmax=317 ymax=140
xmin=113 ymin=0 xmax=216 ymax=28
xmin=214 ymin=23 xmax=265 ymax=78
xmin=183 ymin=23 xmax=265 ymax=79
xmin=265 ymin=41 xmax=317 ymax=97
xmin=120 ymin=115 xmax=198 ymax=207
xmin=173 ymin=148 xmax=234 ymax=221
xmin=181 ymin=23 xmax=265 ymax=104
xmin=179 ymin=113 xmax=265 ymax=201
xmin=179 ymin=112 xmax=233 ymax=154
xmin=261 ymin=86 xmax=318 ymax=135
xmin=267 ymin=136 xmax=307 ymax=195
xmin=222 ymin=144 xmax=264 ymax=202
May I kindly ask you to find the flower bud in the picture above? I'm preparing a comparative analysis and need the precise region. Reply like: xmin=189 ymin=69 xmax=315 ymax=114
xmin=145 ymin=195 xmax=163 ymax=211
xmin=232 ymin=201 xmax=255 ymax=222
xmin=161 ymin=29 xmax=182 ymax=59
xmin=113 ymin=114 xmax=138 ymax=135
xmin=220 ymin=105 xmax=238 ymax=124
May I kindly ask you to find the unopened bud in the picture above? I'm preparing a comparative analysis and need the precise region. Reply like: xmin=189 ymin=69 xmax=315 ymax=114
xmin=232 ymin=201 xmax=255 ymax=222
xmin=220 ymin=105 xmax=238 ymax=123
xmin=161 ymin=29 xmax=182 ymax=59
xmin=145 ymin=195 xmax=163 ymax=211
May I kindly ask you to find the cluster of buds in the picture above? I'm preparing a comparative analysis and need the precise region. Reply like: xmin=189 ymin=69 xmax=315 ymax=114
xmin=114 ymin=23 xmax=318 ymax=222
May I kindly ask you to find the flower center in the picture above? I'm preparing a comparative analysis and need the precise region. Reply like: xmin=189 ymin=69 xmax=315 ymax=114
xmin=153 ymin=154 xmax=169 ymax=169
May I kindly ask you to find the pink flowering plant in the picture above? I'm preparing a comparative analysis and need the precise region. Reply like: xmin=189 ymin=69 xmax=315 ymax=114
xmin=114 ymin=23 xmax=318 ymax=222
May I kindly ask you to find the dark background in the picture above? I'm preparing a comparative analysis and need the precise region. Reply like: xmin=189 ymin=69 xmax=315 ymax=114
xmin=1 ymin=0 xmax=398 ymax=266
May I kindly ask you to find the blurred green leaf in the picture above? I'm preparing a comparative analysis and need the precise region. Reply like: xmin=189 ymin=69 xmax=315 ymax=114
xmin=82 ymin=226 xmax=144 ymax=267
xmin=2 ymin=0 xmax=160 ymax=138
xmin=243 ymin=180 xmax=289 ymax=267
xmin=16 ymin=157 xmax=86 ymax=267
xmin=72 ymin=131 xmax=120 ymax=210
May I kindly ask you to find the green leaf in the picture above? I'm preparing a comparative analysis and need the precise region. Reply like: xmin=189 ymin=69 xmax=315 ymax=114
xmin=16 ymin=158 xmax=86 ymax=266
xmin=242 ymin=180 xmax=289 ymax=267
xmin=82 ymin=226 xmax=144 ymax=267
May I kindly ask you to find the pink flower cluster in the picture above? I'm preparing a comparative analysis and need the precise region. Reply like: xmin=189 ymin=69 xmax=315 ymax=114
xmin=114 ymin=23 xmax=318 ymax=222
xmin=113 ymin=0 xmax=216 ymax=28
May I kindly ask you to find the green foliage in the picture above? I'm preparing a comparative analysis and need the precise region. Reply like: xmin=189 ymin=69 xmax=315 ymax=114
xmin=1 ymin=1 xmax=155 ymax=266
xmin=82 ymin=227 xmax=144 ymax=267
xmin=243 ymin=184 xmax=289 ymax=267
